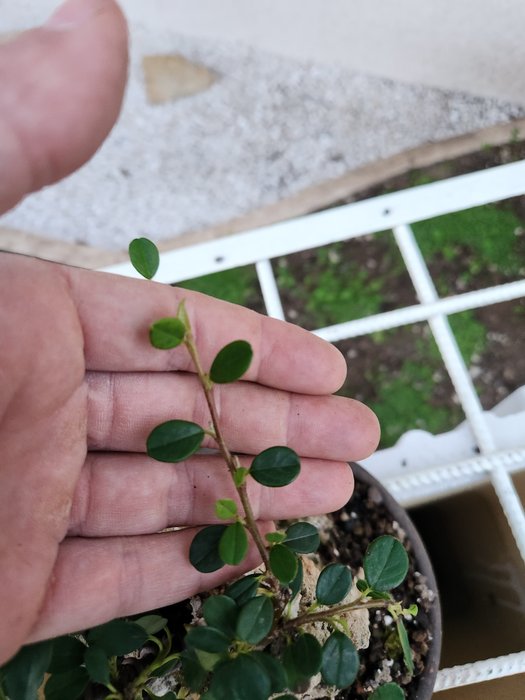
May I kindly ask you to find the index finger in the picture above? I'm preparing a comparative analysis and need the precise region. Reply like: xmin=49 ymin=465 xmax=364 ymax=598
xmin=64 ymin=264 xmax=347 ymax=395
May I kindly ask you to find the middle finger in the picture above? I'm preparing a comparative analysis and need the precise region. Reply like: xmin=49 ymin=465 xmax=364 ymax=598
xmin=86 ymin=371 xmax=379 ymax=462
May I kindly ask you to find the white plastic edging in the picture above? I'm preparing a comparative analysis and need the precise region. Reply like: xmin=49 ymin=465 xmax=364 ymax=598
xmin=255 ymin=259 xmax=286 ymax=320
xmin=433 ymin=651 xmax=525 ymax=691
xmin=384 ymin=446 xmax=525 ymax=508
xmin=314 ymin=278 xmax=525 ymax=342
xmin=392 ymin=223 xmax=525 ymax=566
xmin=101 ymin=160 xmax=525 ymax=284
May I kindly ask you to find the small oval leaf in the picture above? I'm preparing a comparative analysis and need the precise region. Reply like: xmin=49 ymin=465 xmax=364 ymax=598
xmin=147 ymin=420 xmax=204 ymax=463
xmin=209 ymin=340 xmax=253 ymax=384
xmin=209 ymin=655 xmax=271 ymax=700
xmin=321 ymin=632 xmax=359 ymax=688
xmin=316 ymin=563 xmax=352 ymax=605
xmin=185 ymin=626 xmax=231 ymax=654
xmin=189 ymin=525 xmax=227 ymax=573
xmin=180 ymin=649 xmax=207 ymax=692
xmin=289 ymin=633 xmax=322 ymax=677
xmin=369 ymin=682 xmax=406 ymax=700
xmin=364 ymin=535 xmax=409 ymax=591
xmin=265 ymin=531 xmax=287 ymax=544
xmin=225 ymin=574 xmax=260 ymax=605
xmin=251 ymin=652 xmax=287 ymax=694
xmin=84 ymin=646 xmax=110 ymax=686
xmin=44 ymin=667 xmax=90 ymax=700
xmin=129 ymin=237 xmax=159 ymax=279
xmin=202 ymin=595 xmax=238 ymax=638
xmin=149 ymin=317 xmax=186 ymax=349
xmin=250 ymin=446 xmax=300 ymax=487
xmin=3 ymin=641 xmax=53 ymax=700
xmin=215 ymin=498 xmax=238 ymax=520
xmin=47 ymin=636 xmax=86 ymax=674
xmin=284 ymin=522 xmax=320 ymax=553
xmin=87 ymin=620 xmax=148 ymax=656
xmin=219 ymin=522 xmax=248 ymax=565
xmin=269 ymin=544 xmax=298 ymax=584
xmin=396 ymin=618 xmax=414 ymax=675
xmin=134 ymin=614 xmax=168 ymax=635
xmin=236 ymin=596 xmax=274 ymax=644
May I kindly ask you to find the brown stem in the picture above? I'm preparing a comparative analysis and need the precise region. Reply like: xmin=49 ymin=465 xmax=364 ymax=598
xmin=184 ymin=332 xmax=271 ymax=571
xmin=284 ymin=598 xmax=390 ymax=630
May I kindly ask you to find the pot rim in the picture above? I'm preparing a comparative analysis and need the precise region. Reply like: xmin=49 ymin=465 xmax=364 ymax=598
xmin=349 ymin=462 xmax=442 ymax=700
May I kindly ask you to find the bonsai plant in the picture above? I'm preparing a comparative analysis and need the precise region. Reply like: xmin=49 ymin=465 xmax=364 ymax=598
xmin=0 ymin=239 xmax=440 ymax=700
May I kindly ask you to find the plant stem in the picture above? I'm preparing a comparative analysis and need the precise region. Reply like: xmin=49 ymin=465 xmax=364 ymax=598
xmin=184 ymin=331 xmax=271 ymax=571
xmin=284 ymin=598 xmax=389 ymax=629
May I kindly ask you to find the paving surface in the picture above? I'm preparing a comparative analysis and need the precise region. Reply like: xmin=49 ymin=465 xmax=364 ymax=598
xmin=1 ymin=1 xmax=525 ymax=250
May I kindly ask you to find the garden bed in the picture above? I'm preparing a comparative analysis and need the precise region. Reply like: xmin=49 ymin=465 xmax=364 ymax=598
xmin=178 ymin=139 xmax=525 ymax=448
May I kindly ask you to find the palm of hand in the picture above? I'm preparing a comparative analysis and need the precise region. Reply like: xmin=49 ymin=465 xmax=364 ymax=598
xmin=1 ymin=258 xmax=86 ymax=661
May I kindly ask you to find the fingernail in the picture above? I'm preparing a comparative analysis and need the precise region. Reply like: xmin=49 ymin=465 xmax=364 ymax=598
xmin=46 ymin=0 xmax=105 ymax=29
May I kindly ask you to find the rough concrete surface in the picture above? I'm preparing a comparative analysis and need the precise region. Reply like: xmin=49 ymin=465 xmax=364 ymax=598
xmin=1 ymin=1 xmax=525 ymax=250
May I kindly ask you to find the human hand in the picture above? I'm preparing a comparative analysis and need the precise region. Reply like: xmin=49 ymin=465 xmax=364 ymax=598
xmin=0 ymin=0 xmax=379 ymax=665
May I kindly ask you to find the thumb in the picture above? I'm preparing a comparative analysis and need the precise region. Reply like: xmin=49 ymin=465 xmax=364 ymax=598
xmin=0 ymin=0 xmax=128 ymax=215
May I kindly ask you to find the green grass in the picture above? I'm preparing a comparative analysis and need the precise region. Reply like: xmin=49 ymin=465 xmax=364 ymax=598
xmin=413 ymin=204 xmax=523 ymax=277
xmin=176 ymin=198 xmax=523 ymax=449
xmin=275 ymin=240 xmax=387 ymax=327
xmin=177 ymin=265 xmax=260 ymax=307
xmin=368 ymin=311 xmax=487 ymax=448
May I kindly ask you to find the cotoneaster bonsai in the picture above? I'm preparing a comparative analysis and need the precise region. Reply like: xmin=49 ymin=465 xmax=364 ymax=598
xmin=0 ymin=239 xmax=440 ymax=700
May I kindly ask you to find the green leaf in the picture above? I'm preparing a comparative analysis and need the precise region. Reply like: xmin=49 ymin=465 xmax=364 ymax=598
xmin=284 ymin=522 xmax=320 ymax=553
xmin=150 ymin=658 xmax=179 ymax=677
xmin=129 ymin=237 xmax=159 ymax=279
xmin=225 ymin=574 xmax=260 ymax=605
xmin=236 ymin=596 xmax=274 ymax=644
xmin=367 ymin=589 xmax=392 ymax=601
xmin=282 ymin=646 xmax=301 ymax=691
xmin=215 ymin=498 xmax=238 ymax=520
xmin=44 ymin=668 xmax=89 ymax=700
xmin=189 ymin=525 xmax=227 ymax=573
xmin=3 ymin=641 xmax=53 ymax=700
xmin=288 ymin=633 xmax=322 ymax=677
xmin=356 ymin=579 xmax=369 ymax=593
xmin=321 ymin=632 xmax=359 ymax=688
xmin=250 ymin=446 xmax=300 ymax=487
xmin=251 ymin=652 xmax=287 ymax=694
xmin=194 ymin=649 xmax=222 ymax=672
xmin=84 ymin=645 xmax=110 ymax=686
xmin=396 ymin=618 xmax=414 ymax=675
xmin=269 ymin=544 xmax=298 ymax=584
xmin=363 ymin=536 xmax=409 ymax=591
xmin=369 ymin=682 xmax=406 ymax=700
xmin=147 ymin=419 xmax=204 ymax=463
xmin=202 ymin=595 xmax=238 ymax=638
xmin=209 ymin=340 xmax=253 ymax=384
xmin=233 ymin=467 xmax=250 ymax=487
xmin=181 ymin=649 xmax=208 ymax=692
xmin=87 ymin=620 xmax=148 ymax=656
xmin=265 ymin=531 xmax=286 ymax=544
xmin=185 ymin=626 xmax=231 ymax=654
xmin=134 ymin=614 xmax=168 ymax=636
xmin=149 ymin=317 xmax=186 ymax=349
xmin=273 ymin=696 xmax=297 ymax=700
xmin=289 ymin=556 xmax=303 ymax=599
xmin=219 ymin=522 xmax=248 ymax=565
xmin=316 ymin=563 xmax=352 ymax=605
xmin=209 ymin=655 xmax=271 ymax=700
xmin=47 ymin=636 xmax=86 ymax=673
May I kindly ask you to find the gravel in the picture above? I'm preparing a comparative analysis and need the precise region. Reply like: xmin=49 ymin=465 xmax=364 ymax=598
xmin=2 ymin=22 xmax=525 ymax=250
